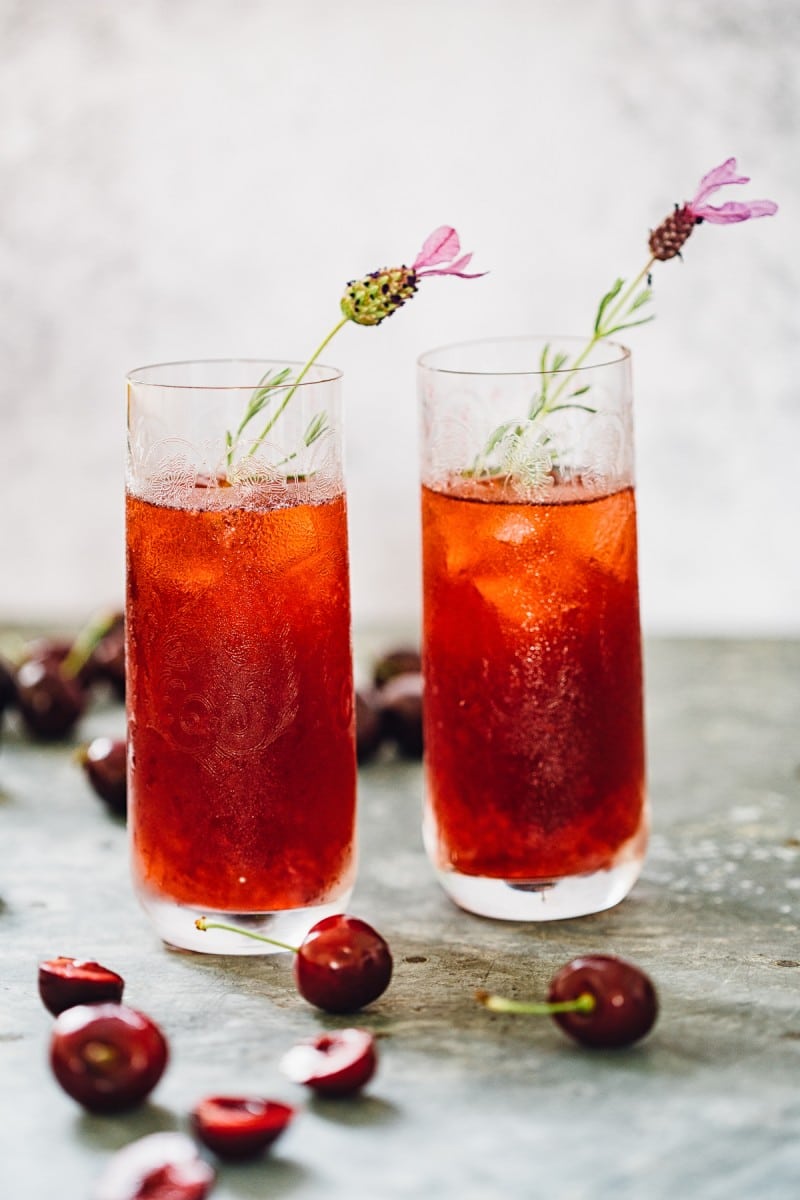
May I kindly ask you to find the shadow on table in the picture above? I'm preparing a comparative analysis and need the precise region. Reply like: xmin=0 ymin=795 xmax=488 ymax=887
xmin=220 ymin=1154 xmax=313 ymax=1198
xmin=72 ymin=1100 xmax=178 ymax=1152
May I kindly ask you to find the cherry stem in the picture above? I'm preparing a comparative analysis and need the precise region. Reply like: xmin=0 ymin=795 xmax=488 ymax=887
xmin=194 ymin=917 xmax=298 ymax=954
xmin=475 ymin=988 xmax=596 ymax=1016
xmin=61 ymin=609 xmax=119 ymax=680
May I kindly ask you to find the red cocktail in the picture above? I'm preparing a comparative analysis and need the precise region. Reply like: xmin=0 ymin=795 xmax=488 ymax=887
xmin=419 ymin=338 xmax=647 ymax=919
xmin=126 ymin=360 xmax=356 ymax=952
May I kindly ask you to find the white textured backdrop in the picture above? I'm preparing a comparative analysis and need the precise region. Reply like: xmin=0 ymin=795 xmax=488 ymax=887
xmin=0 ymin=0 xmax=796 ymax=633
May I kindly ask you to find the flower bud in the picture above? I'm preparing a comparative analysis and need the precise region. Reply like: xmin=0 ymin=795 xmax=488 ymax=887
xmin=648 ymin=204 xmax=696 ymax=261
xmin=340 ymin=267 xmax=418 ymax=326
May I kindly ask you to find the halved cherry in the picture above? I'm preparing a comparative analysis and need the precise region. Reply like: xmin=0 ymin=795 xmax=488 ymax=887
xmin=94 ymin=1132 xmax=214 ymax=1200
xmin=191 ymin=1096 xmax=295 ymax=1160
xmin=49 ymin=1003 xmax=168 ymax=1113
xmin=39 ymin=956 xmax=125 ymax=1015
xmin=280 ymin=1027 xmax=377 ymax=1097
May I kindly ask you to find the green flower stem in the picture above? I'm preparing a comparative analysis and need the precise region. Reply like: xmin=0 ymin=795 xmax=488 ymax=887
xmin=545 ymin=257 xmax=655 ymax=410
xmin=600 ymin=258 xmax=655 ymax=331
xmin=194 ymin=917 xmax=298 ymax=954
xmin=475 ymin=988 xmax=596 ymax=1016
xmin=246 ymin=316 xmax=350 ymax=460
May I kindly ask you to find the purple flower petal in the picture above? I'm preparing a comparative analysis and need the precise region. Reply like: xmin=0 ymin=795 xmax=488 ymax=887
xmin=693 ymin=199 xmax=779 ymax=223
xmin=416 ymin=266 xmax=488 ymax=278
xmin=413 ymin=226 xmax=461 ymax=270
xmin=691 ymin=157 xmax=750 ymax=207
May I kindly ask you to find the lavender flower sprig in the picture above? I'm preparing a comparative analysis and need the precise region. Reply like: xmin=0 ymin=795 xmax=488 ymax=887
xmin=225 ymin=227 xmax=485 ymax=475
xmin=476 ymin=158 xmax=778 ymax=486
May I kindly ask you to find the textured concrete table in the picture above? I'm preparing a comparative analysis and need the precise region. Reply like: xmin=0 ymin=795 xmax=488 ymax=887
xmin=2 ymin=639 xmax=799 ymax=1199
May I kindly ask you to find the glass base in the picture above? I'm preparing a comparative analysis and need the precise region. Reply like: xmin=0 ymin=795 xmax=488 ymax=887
xmin=432 ymin=860 xmax=643 ymax=921
xmin=136 ymin=889 xmax=354 ymax=954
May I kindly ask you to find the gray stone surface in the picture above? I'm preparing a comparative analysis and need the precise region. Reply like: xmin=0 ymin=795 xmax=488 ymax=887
xmin=2 ymin=639 xmax=799 ymax=1198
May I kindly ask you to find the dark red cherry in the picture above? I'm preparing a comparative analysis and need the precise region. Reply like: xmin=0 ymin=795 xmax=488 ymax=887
xmin=295 ymin=914 xmax=393 ymax=1013
xmin=377 ymin=671 xmax=424 ymax=759
xmin=194 ymin=912 xmax=393 ymax=1013
xmin=79 ymin=737 xmax=127 ymax=815
xmin=49 ymin=1003 xmax=168 ymax=1112
xmin=39 ymin=956 xmax=125 ymax=1015
xmin=191 ymin=1096 xmax=295 ymax=1160
xmin=84 ymin=613 xmax=126 ymax=699
xmin=280 ymin=1028 xmax=377 ymax=1097
xmin=373 ymin=647 xmax=422 ymax=688
xmin=355 ymin=689 xmax=383 ymax=763
xmin=21 ymin=635 xmax=73 ymax=669
xmin=548 ymin=955 xmax=658 ymax=1048
xmin=93 ymin=1132 xmax=214 ymax=1200
xmin=15 ymin=657 xmax=86 ymax=740
xmin=0 ymin=656 xmax=16 ymax=714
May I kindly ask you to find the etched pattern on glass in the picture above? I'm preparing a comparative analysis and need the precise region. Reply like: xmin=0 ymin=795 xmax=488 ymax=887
xmin=127 ymin=428 xmax=343 ymax=509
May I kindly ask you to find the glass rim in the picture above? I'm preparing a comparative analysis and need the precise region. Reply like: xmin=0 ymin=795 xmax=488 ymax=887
xmin=417 ymin=335 xmax=631 ymax=376
xmin=126 ymin=357 xmax=343 ymax=390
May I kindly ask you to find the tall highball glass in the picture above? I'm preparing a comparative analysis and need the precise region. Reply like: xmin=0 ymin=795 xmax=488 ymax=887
xmin=126 ymin=360 xmax=356 ymax=953
xmin=419 ymin=336 xmax=647 ymax=920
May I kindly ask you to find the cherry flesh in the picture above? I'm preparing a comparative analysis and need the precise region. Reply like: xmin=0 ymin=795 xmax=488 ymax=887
xmin=39 ymin=956 xmax=125 ymax=1016
xmin=49 ymin=1003 xmax=168 ymax=1112
xmin=191 ymin=1096 xmax=295 ymax=1160
xmin=94 ymin=1132 xmax=214 ymax=1200
xmin=280 ymin=1028 xmax=377 ymax=1097
xmin=79 ymin=737 xmax=127 ymax=816
xmin=548 ymin=955 xmax=658 ymax=1048
xmin=377 ymin=671 xmax=424 ymax=759
xmin=295 ymin=914 xmax=393 ymax=1013
xmin=14 ymin=657 xmax=86 ymax=740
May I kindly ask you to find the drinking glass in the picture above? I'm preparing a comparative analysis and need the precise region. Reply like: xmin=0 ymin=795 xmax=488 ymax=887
xmin=126 ymin=360 xmax=356 ymax=952
xmin=419 ymin=336 xmax=647 ymax=920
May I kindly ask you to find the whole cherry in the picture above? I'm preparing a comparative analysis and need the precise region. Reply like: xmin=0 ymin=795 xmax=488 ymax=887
xmin=477 ymin=954 xmax=658 ymax=1049
xmin=78 ymin=737 xmax=127 ymax=816
xmin=280 ymin=1027 xmax=377 ymax=1097
xmin=94 ymin=1132 xmax=215 ymax=1200
xmin=195 ymin=913 xmax=393 ymax=1014
xmin=355 ymin=689 xmax=383 ymax=763
xmin=84 ymin=612 xmax=126 ymax=699
xmin=372 ymin=646 xmax=422 ymax=688
xmin=377 ymin=671 xmax=424 ymax=759
xmin=0 ymin=655 xmax=16 ymax=714
xmin=191 ymin=1096 xmax=295 ymax=1160
xmin=39 ymin=956 xmax=125 ymax=1015
xmin=49 ymin=1003 xmax=168 ymax=1112
xmin=15 ymin=656 xmax=86 ymax=740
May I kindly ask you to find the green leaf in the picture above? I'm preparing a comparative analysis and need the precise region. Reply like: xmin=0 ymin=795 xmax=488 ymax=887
xmin=604 ymin=315 xmax=655 ymax=335
xmin=628 ymin=287 xmax=653 ymax=313
xmin=594 ymin=277 xmax=625 ymax=334
xmin=303 ymin=411 xmax=329 ymax=446
xmin=482 ymin=421 xmax=516 ymax=457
